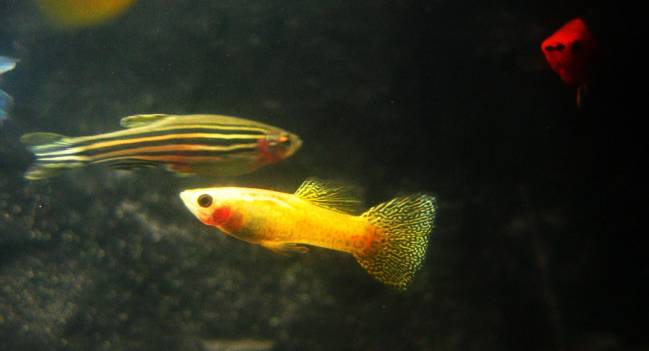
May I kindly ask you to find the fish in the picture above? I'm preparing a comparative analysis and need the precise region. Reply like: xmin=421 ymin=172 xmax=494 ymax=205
xmin=541 ymin=18 xmax=597 ymax=107
xmin=37 ymin=0 xmax=137 ymax=28
xmin=20 ymin=114 xmax=302 ymax=180
xmin=0 ymin=56 xmax=18 ymax=124
xmin=0 ymin=56 xmax=19 ymax=75
xmin=180 ymin=178 xmax=437 ymax=290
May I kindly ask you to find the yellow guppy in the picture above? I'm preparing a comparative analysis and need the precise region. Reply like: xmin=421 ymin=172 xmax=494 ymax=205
xmin=180 ymin=178 xmax=437 ymax=290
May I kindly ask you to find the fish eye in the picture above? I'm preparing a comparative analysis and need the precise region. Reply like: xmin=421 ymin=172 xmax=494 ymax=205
xmin=197 ymin=194 xmax=213 ymax=208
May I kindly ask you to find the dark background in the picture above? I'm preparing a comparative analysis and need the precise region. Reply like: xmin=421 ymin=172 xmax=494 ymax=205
xmin=0 ymin=1 xmax=645 ymax=350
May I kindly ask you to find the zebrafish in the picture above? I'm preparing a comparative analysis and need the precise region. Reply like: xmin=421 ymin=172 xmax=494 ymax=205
xmin=180 ymin=178 xmax=437 ymax=290
xmin=20 ymin=114 xmax=302 ymax=180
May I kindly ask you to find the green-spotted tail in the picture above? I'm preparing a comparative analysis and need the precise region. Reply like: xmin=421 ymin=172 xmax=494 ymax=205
xmin=20 ymin=132 xmax=84 ymax=180
xmin=356 ymin=194 xmax=436 ymax=290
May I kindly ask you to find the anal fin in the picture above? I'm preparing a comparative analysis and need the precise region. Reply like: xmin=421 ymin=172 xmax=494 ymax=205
xmin=110 ymin=160 xmax=158 ymax=170
xmin=260 ymin=241 xmax=309 ymax=255
xmin=168 ymin=161 xmax=257 ymax=177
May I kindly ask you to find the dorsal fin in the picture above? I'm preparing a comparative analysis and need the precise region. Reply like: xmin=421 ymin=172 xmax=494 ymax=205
xmin=119 ymin=114 xmax=172 ymax=128
xmin=20 ymin=132 xmax=67 ymax=146
xmin=294 ymin=178 xmax=362 ymax=214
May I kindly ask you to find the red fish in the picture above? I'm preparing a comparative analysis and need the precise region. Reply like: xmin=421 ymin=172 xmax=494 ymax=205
xmin=541 ymin=18 xmax=597 ymax=107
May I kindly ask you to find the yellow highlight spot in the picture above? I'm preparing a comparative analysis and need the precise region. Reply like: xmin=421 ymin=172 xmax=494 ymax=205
xmin=38 ymin=0 xmax=136 ymax=28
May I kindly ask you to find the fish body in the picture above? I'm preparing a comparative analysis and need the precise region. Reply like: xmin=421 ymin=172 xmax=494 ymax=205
xmin=541 ymin=18 xmax=597 ymax=107
xmin=180 ymin=178 xmax=437 ymax=290
xmin=38 ymin=0 xmax=137 ymax=28
xmin=21 ymin=114 xmax=301 ymax=180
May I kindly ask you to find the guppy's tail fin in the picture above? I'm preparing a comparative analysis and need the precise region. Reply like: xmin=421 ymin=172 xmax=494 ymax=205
xmin=356 ymin=194 xmax=437 ymax=290
xmin=20 ymin=132 xmax=84 ymax=180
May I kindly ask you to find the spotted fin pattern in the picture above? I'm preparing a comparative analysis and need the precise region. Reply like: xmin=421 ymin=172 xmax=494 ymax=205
xmin=355 ymin=194 xmax=436 ymax=290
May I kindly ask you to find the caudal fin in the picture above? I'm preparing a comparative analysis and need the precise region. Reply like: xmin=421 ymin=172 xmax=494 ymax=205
xmin=20 ymin=132 xmax=85 ymax=180
xmin=355 ymin=194 xmax=437 ymax=290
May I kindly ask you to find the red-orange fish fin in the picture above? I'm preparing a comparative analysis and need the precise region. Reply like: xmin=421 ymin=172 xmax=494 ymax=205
xmin=260 ymin=241 xmax=309 ymax=255
xmin=294 ymin=178 xmax=363 ymax=214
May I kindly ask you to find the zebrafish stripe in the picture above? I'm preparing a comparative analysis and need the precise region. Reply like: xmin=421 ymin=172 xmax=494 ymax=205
xmin=93 ymin=154 xmax=232 ymax=165
xmin=30 ymin=124 xmax=270 ymax=153
xmin=38 ymin=143 xmax=259 ymax=163
xmin=36 ymin=133 xmax=263 ymax=156
xmin=68 ymin=124 xmax=270 ymax=145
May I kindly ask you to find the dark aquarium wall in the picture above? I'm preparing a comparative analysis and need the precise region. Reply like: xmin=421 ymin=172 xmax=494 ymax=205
xmin=0 ymin=1 xmax=645 ymax=350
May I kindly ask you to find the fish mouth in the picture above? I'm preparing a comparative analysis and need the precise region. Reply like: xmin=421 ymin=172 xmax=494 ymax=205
xmin=286 ymin=133 xmax=303 ymax=157
xmin=179 ymin=190 xmax=212 ymax=223
xmin=179 ymin=190 xmax=194 ymax=210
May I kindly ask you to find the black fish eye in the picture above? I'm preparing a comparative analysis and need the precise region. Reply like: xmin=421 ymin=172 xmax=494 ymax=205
xmin=197 ymin=194 xmax=213 ymax=208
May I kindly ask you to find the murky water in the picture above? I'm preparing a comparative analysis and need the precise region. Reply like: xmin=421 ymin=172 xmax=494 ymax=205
xmin=0 ymin=1 xmax=645 ymax=350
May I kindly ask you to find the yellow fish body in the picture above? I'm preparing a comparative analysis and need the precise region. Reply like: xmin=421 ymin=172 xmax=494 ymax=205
xmin=180 ymin=178 xmax=437 ymax=290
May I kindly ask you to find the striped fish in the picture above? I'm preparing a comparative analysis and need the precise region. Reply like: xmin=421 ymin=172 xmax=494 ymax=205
xmin=20 ymin=114 xmax=302 ymax=180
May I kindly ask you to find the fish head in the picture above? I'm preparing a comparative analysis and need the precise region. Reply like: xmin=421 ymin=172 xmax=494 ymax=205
xmin=541 ymin=18 xmax=597 ymax=86
xmin=256 ymin=129 xmax=302 ymax=164
xmin=180 ymin=187 xmax=245 ymax=232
